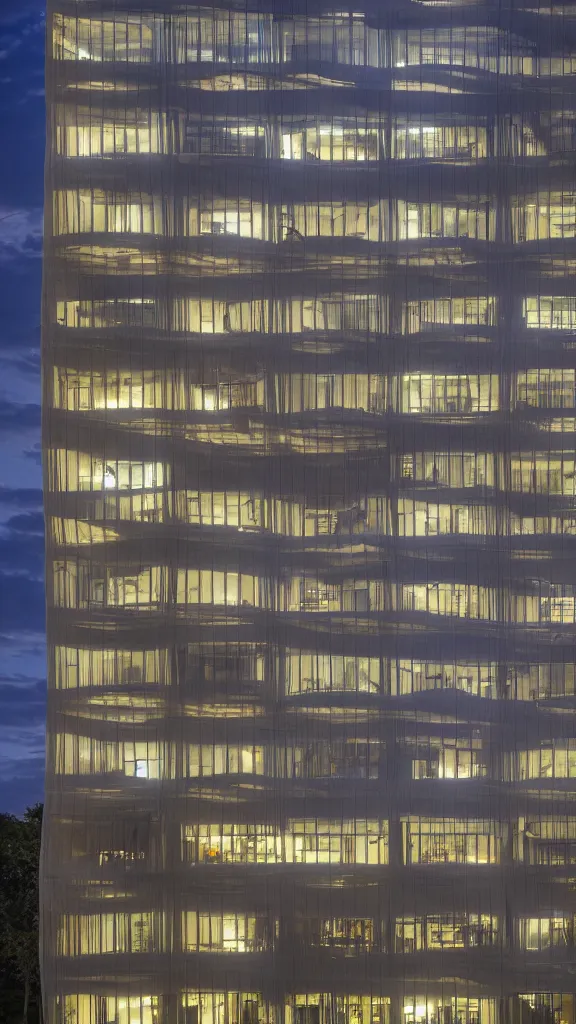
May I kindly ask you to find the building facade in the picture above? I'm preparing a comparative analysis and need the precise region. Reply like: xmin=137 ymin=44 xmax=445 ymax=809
xmin=42 ymin=1 xmax=576 ymax=1023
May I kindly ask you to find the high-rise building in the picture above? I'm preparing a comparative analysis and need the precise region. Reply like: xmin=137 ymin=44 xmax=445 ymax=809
xmin=41 ymin=1 xmax=576 ymax=1023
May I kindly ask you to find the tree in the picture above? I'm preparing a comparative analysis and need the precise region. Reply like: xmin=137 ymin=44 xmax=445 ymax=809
xmin=0 ymin=805 xmax=42 ymax=1024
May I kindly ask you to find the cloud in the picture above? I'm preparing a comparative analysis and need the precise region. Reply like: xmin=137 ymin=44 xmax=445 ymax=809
xmin=0 ymin=574 xmax=45 ymax=632
xmin=0 ymin=261 xmax=42 ymax=353
xmin=0 ymin=679 xmax=45 ymax=727
xmin=1 ymin=350 xmax=41 ymax=377
xmin=0 ymin=2 xmax=45 ymax=28
xmin=0 ymin=398 xmax=40 ymax=435
xmin=0 ymin=669 xmax=45 ymax=687
xmin=0 ymin=759 xmax=45 ymax=814
xmin=0 ymin=206 xmax=43 ymax=262
xmin=0 ymin=725 xmax=44 ymax=763
xmin=4 ymin=510 xmax=44 ymax=534
xmin=23 ymin=441 xmax=42 ymax=465
xmin=0 ymin=513 xmax=44 ymax=578
xmin=0 ymin=0 xmax=46 ymax=816
xmin=0 ymin=486 xmax=43 ymax=508
xmin=0 ymin=541 xmax=44 ymax=578
xmin=0 ymin=727 xmax=45 ymax=765
xmin=0 ymin=716 xmax=45 ymax=814
xmin=0 ymin=633 xmax=46 ymax=815
xmin=0 ymin=631 xmax=46 ymax=668
xmin=0 ymin=508 xmax=45 ymax=576
xmin=0 ymin=8 xmax=45 ymax=61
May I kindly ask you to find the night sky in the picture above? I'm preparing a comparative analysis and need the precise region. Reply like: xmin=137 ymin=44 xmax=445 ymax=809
xmin=0 ymin=0 xmax=46 ymax=813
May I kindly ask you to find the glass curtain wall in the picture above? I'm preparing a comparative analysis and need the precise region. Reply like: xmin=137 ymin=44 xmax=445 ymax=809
xmin=42 ymin=2 xmax=576 ymax=1023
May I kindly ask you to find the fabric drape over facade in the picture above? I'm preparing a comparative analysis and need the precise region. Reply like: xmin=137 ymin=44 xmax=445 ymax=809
xmin=41 ymin=2 xmax=576 ymax=1023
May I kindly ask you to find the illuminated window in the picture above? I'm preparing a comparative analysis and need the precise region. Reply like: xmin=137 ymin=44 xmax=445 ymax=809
xmin=397 ymin=373 xmax=498 ymax=414
xmin=53 ymin=368 xmax=167 ymax=410
xmin=394 ymin=659 xmax=497 ymax=697
xmin=401 ymin=997 xmax=495 ymax=1024
xmin=514 ymin=745 xmax=576 ymax=780
xmin=186 ymin=744 xmax=265 ymax=777
xmin=510 ymin=454 xmax=576 ymax=494
xmin=56 ymin=108 xmax=167 ymax=157
xmin=514 ymin=996 xmax=576 ymax=1024
xmin=396 ymin=913 xmax=499 ymax=951
xmin=57 ymin=297 xmax=159 ymax=328
xmin=308 ymin=918 xmax=377 ymax=952
xmin=174 ymin=12 xmax=274 ymax=63
xmin=544 ymin=110 xmax=576 ymax=153
xmin=174 ymin=296 xmax=385 ymax=334
xmin=402 ymin=817 xmax=501 ymax=864
xmin=517 ymin=369 xmax=576 ymax=408
xmin=524 ymin=297 xmax=576 ymax=330
xmin=184 ymin=824 xmax=282 ymax=864
xmin=512 ymin=194 xmax=576 ymax=241
xmin=173 ymin=297 xmax=269 ymax=333
xmin=510 ymin=995 xmax=573 ymax=1024
xmin=274 ymin=373 xmax=386 ymax=412
xmin=183 ymin=642 xmax=265 ymax=688
xmin=391 ymin=27 xmax=532 ymax=74
xmin=176 ymin=569 xmax=261 ymax=607
xmin=189 ymin=378 xmax=265 ymax=410
xmin=395 ymin=199 xmax=495 ymax=240
xmin=181 ymin=491 xmax=263 ymax=530
xmin=279 ymin=740 xmax=381 ymax=779
xmin=282 ymin=577 xmax=378 ymax=614
xmin=282 ymin=295 xmax=384 ymax=333
xmin=499 ymin=117 xmax=545 ymax=157
xmin=53 ymin=15 xmax=156 ymax=62
xmin=54 ymin=190 xmax=162 ymax=234
xmin=399 ymin=582 xmax=494 ymax=619
xmin=506 ymin=663 xmax=576 ymax=700
xmin=61 ymin=995 xmax=160 ymax=1024
xmin=398 ymin=499 xmax=493 ymax=536
xmin=185 ymin=120 xmax=267 ymax=157
xmin=54 ymin=734 xmax=162 ymax=777
xmin=539 ymin=57 xmax=576 ymax=75
xmin=519 ymin=819 xmax=576 ymax=866
xmin=282 ymin=16 xmax=381 ymax=67
xmin=519 ymin=917 xmax=576 ymax=949
xmin=51 ymin=565 xmax=165 ymax=610
xmin=286 ymin=652 xmax=382 ymax=695
xmin=289 ymin=819 xmax=388 ymax=864
xmin=412 ymin=737 xmax=486 ymax=779
xmin=183 ymin=819 xmax=388 ymax=865
xmin=403 ymin=297 xmax=496 ymax=333
xmin=511 ymin=513 xmax=576 ymax=536
xmin=194 ymin=198 xmax=266 ymax=238
xmin=281 ymin=122 xmax=381 ymax=161
xmin=285 ymin=202 xmax=381 ymax=239
xmin=286 ymin=995 xmax=390 ymax=1024
xmin=393 ymin=122 xmax=487 ymax=160
xmin=399 ymin=451 xmax=495 ymax=487
xmin=51 ymin=518 xmax=120 ymax=545
xmin=539 ymin=587 xmax=576 ymax=623
xmin=182 ymin=912 xmax=274 ymax=952
xmin=58 ymin=912 xmax=157 ymax=954
xmin=54 ymin=647 xmax=168 ymax=688
xmin=124 ymin=742 xmax=162 ymax=778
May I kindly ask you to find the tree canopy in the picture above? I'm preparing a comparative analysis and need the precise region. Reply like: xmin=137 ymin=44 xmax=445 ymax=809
xmin=0 ymin=805 xmax=42 ymax=1024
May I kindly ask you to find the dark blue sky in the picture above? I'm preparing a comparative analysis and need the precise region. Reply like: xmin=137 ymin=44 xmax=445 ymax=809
xmin=0 ymin=0 xmax=46 ymax=813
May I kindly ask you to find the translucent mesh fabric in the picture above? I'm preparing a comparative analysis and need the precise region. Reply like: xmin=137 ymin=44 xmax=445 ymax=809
xmin=41 ymin=2 xmax=576 ymax=1024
